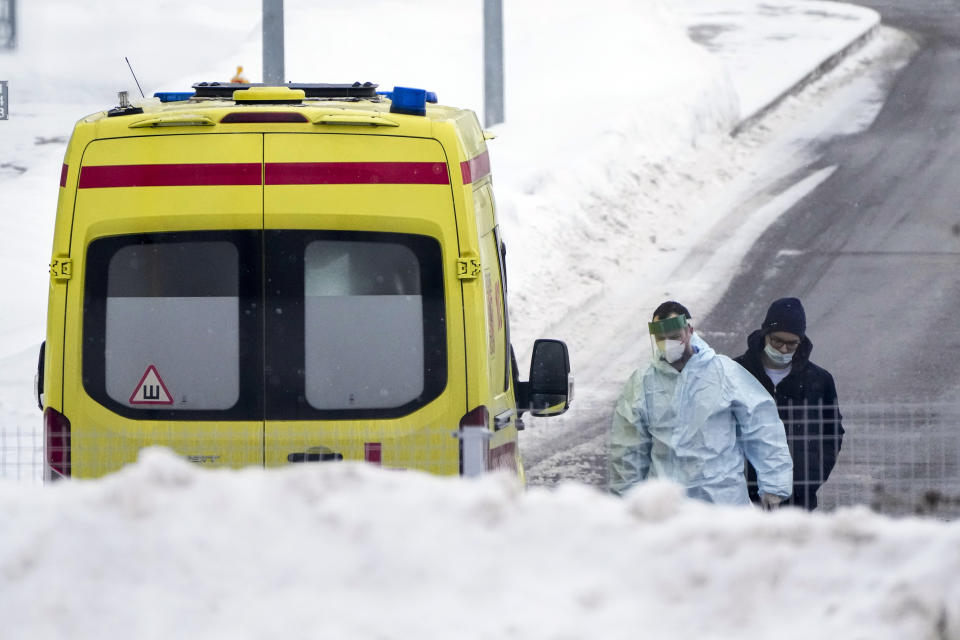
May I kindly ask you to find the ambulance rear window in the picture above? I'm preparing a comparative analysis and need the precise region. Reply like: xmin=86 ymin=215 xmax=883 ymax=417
xmin=84 ymin=231 xmax=262 ymax=419
xmin=303 ymin=240 xmax=424 ymax=409
xmin=263 ymin=230 xmax=446 ymax=419
xmin=104 ymin=241 xmax=239 ymax=409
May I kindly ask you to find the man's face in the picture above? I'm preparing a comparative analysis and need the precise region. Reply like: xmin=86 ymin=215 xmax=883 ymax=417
xmin=765 ymin=331 xmax=801 ymax=354
xmin=653 ymin=324 xmax=688 ymax=350
xmin=651 ymin=313 xmax=692 ymax=358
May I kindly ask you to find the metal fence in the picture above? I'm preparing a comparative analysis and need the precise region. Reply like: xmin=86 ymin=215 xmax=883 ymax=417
xmin=0 ymin=424 xmax=41 ymax=485
xmin=736 ymin=401 xmax=960 ymax=518
xmin=4 ymin=401 xmax=960 ymax=519
xmin=816 ymin=401 xmax=960 ymax=519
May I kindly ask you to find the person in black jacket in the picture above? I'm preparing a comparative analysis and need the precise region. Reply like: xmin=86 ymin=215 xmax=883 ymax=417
xmin=735 ymin=298 xmax=844 ymax=510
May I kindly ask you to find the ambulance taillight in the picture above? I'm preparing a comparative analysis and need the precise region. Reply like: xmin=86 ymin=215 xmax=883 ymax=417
xmin=43 ymin=408 xmax=71 ymax=482
xmin=364 ymin=442 xmax=382 ymax=466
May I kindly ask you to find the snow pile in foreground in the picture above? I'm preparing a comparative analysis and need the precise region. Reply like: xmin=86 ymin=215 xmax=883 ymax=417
xmin=1 ymin=448 xmax=957 ymax=639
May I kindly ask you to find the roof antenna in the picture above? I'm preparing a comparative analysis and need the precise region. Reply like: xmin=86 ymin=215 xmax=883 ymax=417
xmin=125 ymin=57 xmax=145 ymax=99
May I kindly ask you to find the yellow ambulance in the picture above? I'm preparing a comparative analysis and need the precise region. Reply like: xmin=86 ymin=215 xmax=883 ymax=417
xmin=37 ymin=82 xmax=572 ymax=482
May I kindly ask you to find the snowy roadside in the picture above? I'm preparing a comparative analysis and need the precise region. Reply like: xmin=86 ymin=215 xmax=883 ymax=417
xmin=503 ymin=0 xmax=881 ymax=358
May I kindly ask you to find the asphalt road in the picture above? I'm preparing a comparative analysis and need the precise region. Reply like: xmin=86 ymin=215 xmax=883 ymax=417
xmin=703 ymin=1 xmax=960 ymax=404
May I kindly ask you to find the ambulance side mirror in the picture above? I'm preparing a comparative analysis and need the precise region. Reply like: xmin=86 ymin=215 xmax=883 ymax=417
xmin=527 ymin=339 xmax=572 ymax=417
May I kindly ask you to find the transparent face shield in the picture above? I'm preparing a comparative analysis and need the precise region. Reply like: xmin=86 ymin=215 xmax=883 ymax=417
xmin=648 ymin=315 xmax=688 ymax=363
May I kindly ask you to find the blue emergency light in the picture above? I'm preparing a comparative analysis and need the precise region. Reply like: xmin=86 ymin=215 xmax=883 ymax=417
xmin=384 ymin=86 xmax=437 ymax=116
xmin=153 ymin=92 xmax=195 ymax=103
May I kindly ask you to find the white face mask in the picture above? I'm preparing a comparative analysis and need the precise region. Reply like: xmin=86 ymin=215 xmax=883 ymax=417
xmin=764 ymin=342 xmax=794 ymax=366
xmin=660 ymin=339 xmax=686 ymax=363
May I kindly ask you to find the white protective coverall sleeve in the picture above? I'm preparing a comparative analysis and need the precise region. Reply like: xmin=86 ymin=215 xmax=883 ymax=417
xmin=726 ymin=360 xmax=794 ymax=499
xmin=609 ymin=370 xmax=651 ymax=496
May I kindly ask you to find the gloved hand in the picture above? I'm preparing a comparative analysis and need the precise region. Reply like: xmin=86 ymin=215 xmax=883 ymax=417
xmin=759 ymin=493 xmax=783 ymax=511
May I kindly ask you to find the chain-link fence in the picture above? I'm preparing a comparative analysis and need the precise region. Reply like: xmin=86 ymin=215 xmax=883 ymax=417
xmin=4 ymin=401 xmax=960 ymax=519
xmin=816 ymin=401 xmax=960 ymax=519
xmin=737 ymin=400 xmax=960 ymax=518
xmin=0 ymin=420 xmax=508 ymax=486
xmin=0 ymin=424 xmax=41 ymax=485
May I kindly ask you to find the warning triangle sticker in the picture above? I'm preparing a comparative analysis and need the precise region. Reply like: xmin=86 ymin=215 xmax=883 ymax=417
xmin=129 ymin=365 xmax=174 ymax=405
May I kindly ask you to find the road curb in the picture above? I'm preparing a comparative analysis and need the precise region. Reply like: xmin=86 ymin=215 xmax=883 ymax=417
xmin=731 ymin=20 xmax=882 ymax=136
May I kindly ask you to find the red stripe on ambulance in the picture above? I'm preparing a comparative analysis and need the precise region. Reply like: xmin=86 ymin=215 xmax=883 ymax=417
xmin=77 ymin=162 xmax=454 ymax=188
xmin=78 ymin=163 xmax=262 ymax=188
xmin=265 ymin=162 xmax=450 ymax=185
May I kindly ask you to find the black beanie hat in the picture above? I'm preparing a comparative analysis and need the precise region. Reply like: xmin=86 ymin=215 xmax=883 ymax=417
xmin=762 ymin=297 xmax=806 ymax=336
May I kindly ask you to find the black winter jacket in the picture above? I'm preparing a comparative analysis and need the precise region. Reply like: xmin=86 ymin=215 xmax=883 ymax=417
xmin=735 ymin=330 xmax=844 ymax=510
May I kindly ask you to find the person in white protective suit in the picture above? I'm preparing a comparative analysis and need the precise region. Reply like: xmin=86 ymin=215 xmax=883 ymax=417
xmin=609 ymin=300 xmax=793 ymax=507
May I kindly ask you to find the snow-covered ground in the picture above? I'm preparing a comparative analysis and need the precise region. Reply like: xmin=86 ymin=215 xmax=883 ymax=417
xmin=4 ymin=2 xmax=957 ymax=638
xmin=4 ymin=447 xmax=960 ymax=639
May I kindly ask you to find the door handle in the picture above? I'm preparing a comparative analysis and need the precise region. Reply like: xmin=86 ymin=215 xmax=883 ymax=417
xmin=287 ymin=451 xmax=343 ymax=463
xmin=494 ymin=409 xmax=515 ymax=431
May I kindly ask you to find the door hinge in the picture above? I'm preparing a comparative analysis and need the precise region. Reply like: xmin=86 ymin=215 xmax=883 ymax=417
xmin=457 ymin=256 xmax=481 ymax=280
xmin=49 ymin=257 xmax=72 ymax=281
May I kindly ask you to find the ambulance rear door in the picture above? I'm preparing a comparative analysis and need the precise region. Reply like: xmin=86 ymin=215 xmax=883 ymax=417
xmin=262 ymin=132 xmax=465 ymax=473
xmin=66 ymin=133 xmax=265 ymax=477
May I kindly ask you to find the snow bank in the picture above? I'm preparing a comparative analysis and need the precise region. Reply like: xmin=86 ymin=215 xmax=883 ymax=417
xmin=1 ymin=448 xmax=957 ymax=639
xmin=493 ymin=1 xmax=739 ymax=351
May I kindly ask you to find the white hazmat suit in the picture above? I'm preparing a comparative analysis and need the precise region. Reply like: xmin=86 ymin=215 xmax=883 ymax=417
xmin=609 ymin=334 xmax=793 ymax=504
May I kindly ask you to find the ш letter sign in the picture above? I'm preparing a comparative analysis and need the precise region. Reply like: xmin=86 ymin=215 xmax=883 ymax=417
xmin=129 ymin=365 xmax=174 ymax=405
